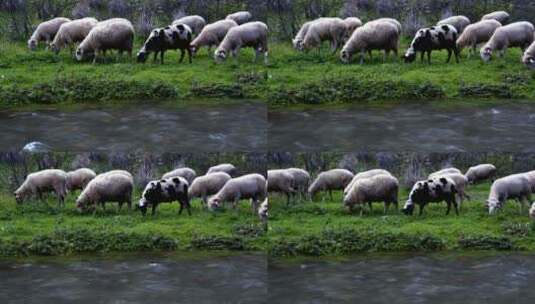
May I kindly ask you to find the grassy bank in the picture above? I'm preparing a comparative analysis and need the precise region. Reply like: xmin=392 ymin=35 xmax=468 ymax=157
xmin=1 ymin=41 xmax=534 ymax=106
xmin=268 ymin=183 xmax=535 ymax=257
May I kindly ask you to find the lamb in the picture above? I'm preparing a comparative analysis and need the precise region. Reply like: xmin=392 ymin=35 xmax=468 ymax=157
xmin=465 ymin=164 xmax=497 ymax=184
xmin=76 ymin=18 xmax=134 ymax=64
xmin=226 ymin=11 xmax=253 ymax=25
xmin=162 ymin=167 xmax=197 ymax=184
xmin=214 ymin=21 xmax=269 ymax=64
xmin=66 ymin=168 xmax=97 ymax=192
xmin=402 ymin=177 xmax=459 ymax=216
xmin=487 ymin=174 xmax=532 ymax=214
xmin=138 ymin=176 xmax=190 ymax=216
xmin=76 ymin=171 xmax=134 ymax=212
xmin=456 ymin=20 xmax=502 ymax=57
xmin=14 ymin=169 xmax=68 ymax=206
xmin=50 ymin=17 xmax=98 ymax=54
xmin=173 ymin=15 xmax=206 ymax=35
xmin=190 ymin=19 xmax=238 ymax=55
xmin=308 ymin=169 xmax=354 ymax=200
xmin=343 ymin=174 xmax=399 ymax=215
xmin=293 ymin=20 xmax=313 ymax=50
xmin=403 ymin=24 xmax=460 ymax=64
xmin=283 ymin=168 xmax=311 ymax=196
xmin=207 ymin=174 xmax=267 ymax=213
xmin=258 ymin=198 xmax=269 ymax=226
xmin=188 ymin=172 xmax=232 ymax=206
xmin=341 ymin=21 xmax=400 ymax=64
xmin=300 ymin=18 xmax=347 ymax=53
xmin=480 ymin=21 xmax=535 ymax=62
xmin=437 ymin=15 xmax=471 ymax=34
xmin=207 ymin=163 xmax=237 ymax=176
xmin=268 ymin=170 xmax=296 ymax=204
xmin=28 ymin=17 xmax=71 ymax=50
xmin=137 ymin=23 xmax=193 ymax=64
xmin=343 ymin=17 xmax=363 ymax=37
xmin=522 ymin=41 xmax=535 ymax=69
xmin=482 ymin=11 xmax=510 ymax=25
xmin=344 ymin=169 xmax=393 ymax=196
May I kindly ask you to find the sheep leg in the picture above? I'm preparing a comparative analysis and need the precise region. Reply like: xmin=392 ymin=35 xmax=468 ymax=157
xmin=446 ymin=49 xmax=452 ymax=63
xmin=118 ymin=202 xmax=123 ymax=211
xmin=419 ymin=204 xmax=425 ymax=216
xmin=161 ymin=51 xmax=166 ymax=64
xmin=201 ymin=195 xmax=208 ymax=208
xmin=446 ymin=201 xmax=451 ymax=215
xmin=427 ymin=51 xmax=432 ymax=64
xmin=420 ymin=52 xmax=425 ymax=63
xmin=178 ymin=202 xmax=184 ymax=215
xmin=187 ymin=48 xmax=192 ymax=64
xmin=359 ymin=50 xmax=365 ymax=65
xmin=151 ymin=204 xmax=157 ymax=216
xmin=454 ymin=200 xmax=460 ymax=216
xmin=153 ymin=52 xmax=159 ymax=63
xmin=368 ymin=202 xmax=373 ymax=213
xmin=329 ymin=190 xmax=333 ymax=201
xmin=179 ymin=49 xmax=186 ymax=63
xmin=92 ymin=49 xmax=99 ymax=64
xmin=383 ymin=202 xmax=388 ymax=215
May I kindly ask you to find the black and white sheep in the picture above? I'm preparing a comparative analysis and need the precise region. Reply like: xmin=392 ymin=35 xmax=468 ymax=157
xmin=268 ymin=169 xmax=296 ymax=204
xmin=480 ymin=21 xmax=535 ymax=62
xmin=300 ymin=18 xmax=347 ymax=53
xmin=465 ymin=164 xmax=497 ymax=184
xmin=226 ymin=11 xmax=253 ymax=25
xmin=14 ymin=169 xmax=68 ymax=206
xmin=214 ymin=21 xmax=269 ymax=64
xmin=522 ymin=41 xmax=535 ymax=69
xmin=429 ymin=172 xmax=471 ymax=206
xmin=137 ymin=23 xmax=193 ymax=64
xmin=50 ymin=17 xmax=98 ymax=54
xmin=76 ymin=171 xmax=134 ymax=212
xmin=76 ymin=18 xmax=134 ymax=64
xmin=190 ymin=19 xmax=238 ymax=55
xmin=341 ymin=21 xmax=400 ymax=64
xmin=482 ymin=11 xmax=510 ymax=25
xmin=343 ymin=174 xmax=399 ymax=215
xmin=28 ymin=17 xmax=71 ymax=50
xmin=162 ymin=167 xmax=197 ymax=184
xmin=487 ymin=174 xmax=532 ymax=214
xmin=207 ymin=163 xmax=237 ymax=177
xmin=456 ymin=20 xmax=502 ymax=57
xmin=172 ymin=15 xmax=206 ymax=36
xmin=188 ymin=172 xmax=232 ymax=206
xmin=138 ymin=176 xmax=190 ymax=216
xmin=403 ymin=24 xmax=460 ymax=64
xmin=207 ymin=173 xmax=267 ymax=213
xmin=402 ymin=177 xmax=459 ymax=216
xmin=437 ymin=15 xmax=471 ymax=34
xmin=308 ymin=169 xmax=354 ymax=200
xmin=66 ymin=168 xmax=97 ymax=192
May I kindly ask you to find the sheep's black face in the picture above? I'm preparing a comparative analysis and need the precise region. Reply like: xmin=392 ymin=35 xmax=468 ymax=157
xmin=139 ymin=204 xmax=148 ymax=216
xmin=402 ymin=204 xmax=414 ymax=215
xmin=526 ymin=57 xmax=535 ymax=69
xmin=403 ymin=53 xmax=416 ymax=63
xmin=137 ymin=51 xmax=148 ymax=63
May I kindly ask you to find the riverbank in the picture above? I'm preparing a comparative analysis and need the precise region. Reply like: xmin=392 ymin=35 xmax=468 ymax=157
xmin=1 ymin=42 xmax=534 ymax=106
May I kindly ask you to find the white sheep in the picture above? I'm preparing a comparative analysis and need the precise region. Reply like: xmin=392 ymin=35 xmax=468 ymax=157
xmin=522 ymin=41 xmax=535 ymax=69
xmin=480 ymin=21 xmax=535 ymax=62
xmin=437 ymin=15 xmax=471 ymax=34
xmin=207 ymin=163 xmax=237 ymax=176
xmin=300 ymin=18 xmax=347 ymax=53
xmin=344 ymin=169 xmax=393 ymax=196
xmin=482 ymin=11 xmax=510 ymax=25
xmin=258 ymin=198 xmax=268 ymax=226
xmin=76 ymin=171 xmax=134 ymax=212
xmin=268 ymin=170 xmax=296 ymax=204
xmin=28 ymin=17 xmax=71 ymax=50
xmin=66 ymin=168 xmax=97 ymax=192
xmin=403 ymin=177 xmax=459 ymax=216
xmin=370 ymin=18 xmax=402 ymax=34
xmin=50 ymin=17 xmax=98 ymax=54
xmin=487 ymin=174 xmax=532 ymax=214
xmin=283 ymin=168 xmax=311 ymax=196
xmin=173 ymin=15 xmax=206 ymax=35
xmin=208 ymin=173 xmax=267 ymax=213
xmin=162 ymin=167 xmax=197 ymax=184
xmin=464 ymin=164 xmax=497 ymax=184
xmin=214 ymin=21 xmax=269 ymax=64
xmin=188 ymin=172 xmax=232 ymax=206
xmin=344 ymin=17 xmax=363 ymax=36
xmin=293 ymin=20 xmax=313 ymax=50
xmin=456 ymin=20 xmax=502 ymax=57
xmin=138 ymin=176 xmax=190 ymax=216
xmin=76 ymin=18 xmax=135 ymax=64
xmin=14 ymin=169 xmax=68 ymax=206
xmin=190 ymin=19 xmax=239 ymax=55
xmin=428 ymin=168 xmax=462 ymax=178
xmin=523 ymin=171 xmax=535 ymax=193
xmin=308 ymin=169 xmax=354 ymax=200
xmin=226 ymin=11 xmax=253 ymax=25
xmin=341 ymin=21 xmax=400 ymax=64
xmin=343 ymin=174 xmax=399 ymax=215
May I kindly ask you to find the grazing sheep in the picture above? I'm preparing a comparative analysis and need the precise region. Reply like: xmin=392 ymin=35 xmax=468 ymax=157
xmin=137 ymin=24 xmax=193 ymax=64
xmin=76 ymin=18 xmax=134 ymax=64
xmin=284 ymin=168 xmax=311 ymax=196
xmin=524 ymin=171 xmax=535 ymax=193
xmin=162 ymin=167 xmax=197 ymax=184
xmin=522 ymin=41 xmax=535 ymax=69
xmin=300 ymin=18 xmax=347 ymax=53
xmin=293 ymin=20 xmax=313 ymax=50
xmin=530 ymin=202 xmax=535 ymax=219
xmin=404 ymin=25 xmax=460 ymax=64
xmin=258 ymin=198 xmax=268 ymax=226
xmin=465 ymin=164 xmax=497 ymax=184
xmin=66 ymin=168 xmax=97 ymax=192
xmin=14 ymin=169 xmax=68 ymax=206
xmin=343 ymin=174 xmax=399 ymax=215
xmin=188 ymin=172 xmax=232 ymax=206
xmin=76 ymin=171 xmax=134 ymax=212
xmin=487 ymin=174 xmax=532 ymax=214
xmin=402 ymin=177 xmax=459 ymax=216
xmin=344 ymin=169 xmax=393 ymax=196
xmin=226 ymin=11 xmax=253 ymax=25
xmin=50 ymin=17 xmax=98 ymax=54
xmin=214 ymin=21 xmax=269 ymax=64
xmin=28 ymin=17 xmax=71 ymax=50
xmin=101 ymin=170 xmax=133 ymax=179
xmin=432 ymin=173 xmax=471 ymax=206
xmin=341 ymin=21 xmax=400 ymax=64
xmin=370 ymin=18 xmax=402 ymax=33
xmin=207 ymin=163 xmax=237 ymax=176
xmin=482 ymin=11 xmax=510 ymax=25
xmin=480 ymin=21 xmax=535 ymax=62
xmin=428 ymin=168 xmax=462 ymax=178
xmin=343 ymin=17 xmax=363 ymax=37
xmin=207 ymin=174 xmax=267 ymax=213
xmin=456 ymin=20 xmax=502 ymax=57
xmin=190 ymin=19 xmax=238 ymax=55
xmin=138 ymin=177 xmax=190 ymax=216
xmin=308 ymin=169 xmax=354 ymax=200
xmin=437 ymin=15 xmax=471 ymax=34
xmin=268 ymin=170 xmax=296 ymax=204
xmin=173 ymin=15 xmax=206 ymax=35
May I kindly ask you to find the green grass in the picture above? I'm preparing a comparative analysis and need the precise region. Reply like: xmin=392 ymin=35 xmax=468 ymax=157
xmin=268 ymin=183 xmax=535 ymax=257
xmin=1 ymin=40 xmax=535 ymax=106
